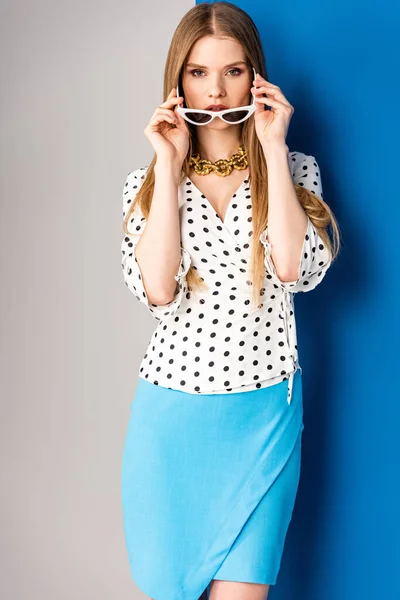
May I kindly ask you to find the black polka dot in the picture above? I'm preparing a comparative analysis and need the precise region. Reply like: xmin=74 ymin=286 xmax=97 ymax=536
xmin=121 ymin=153 xmax=331 ymax=400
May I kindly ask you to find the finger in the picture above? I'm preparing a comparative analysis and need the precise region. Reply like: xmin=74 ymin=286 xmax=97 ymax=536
xmin=253 ymin=83 xmax=283 ymax=95
xmin=254 ymin=94 xmax=267 ymax=115
xmin=255 ymin=81 xmax=280 ymax=90
xmin=252 ymin=85 xmax=291 ymax=108
xmin=152 ymin=106 xmax=180 ymax=126
xmin=253 ymin=75 xmax=279 ymax=88
xmin=172 ymin=103 xmax=188 ymax=128
xmin=254 ymin=96 xmax=293 ymax=112
xmin=253 ymin=80 xmax=284 ymax=100
xmin=154 ymin=106 xmax=178 ymax=118
xmin=150 ymin=108 xmax=178 ymax=125
xmin=148 ymin=114 xmax=177 ymax=130
xmin=168 ymin=87 xmax=181 ymax=98
xmin=160 ymin=94 xmax=184 ymax=109
xmin=254 ymin=83 xmax=282 ymax=94
xmin=173 ymin=103 xmax=182 ymax=118
xmin=151 ymin=114 xmax=177 ymax=127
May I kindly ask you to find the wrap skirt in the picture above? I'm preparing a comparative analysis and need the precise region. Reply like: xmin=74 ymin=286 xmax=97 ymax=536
xmin=121 ymin=369 xmax=304 ymax=600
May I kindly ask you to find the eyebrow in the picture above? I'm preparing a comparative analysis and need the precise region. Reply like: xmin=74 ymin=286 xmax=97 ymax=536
xmin=185 ymin=61 xmax=248 ymax=69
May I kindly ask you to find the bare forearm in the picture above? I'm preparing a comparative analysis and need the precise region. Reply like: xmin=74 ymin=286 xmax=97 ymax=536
xmin=263 ymin=141 xmax=308 ymax=281
xmin=134 ymin=160 xmax=183 ymax=304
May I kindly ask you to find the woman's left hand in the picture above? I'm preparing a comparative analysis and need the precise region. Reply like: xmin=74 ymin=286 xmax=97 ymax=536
xmin=251 ymin=73 xmax=294 ymax=146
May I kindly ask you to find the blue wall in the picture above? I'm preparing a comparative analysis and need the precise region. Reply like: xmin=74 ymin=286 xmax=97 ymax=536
xmin=197 ymin=1 xmax=400 ymax=598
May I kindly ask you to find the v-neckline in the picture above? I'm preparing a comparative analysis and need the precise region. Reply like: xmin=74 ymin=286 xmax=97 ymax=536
xmin=185 ymin=172 xmax=250 ymax=226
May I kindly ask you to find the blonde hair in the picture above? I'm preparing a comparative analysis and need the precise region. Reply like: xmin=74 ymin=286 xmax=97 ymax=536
xmin=123 ymin=1 xmax=341 ymax=308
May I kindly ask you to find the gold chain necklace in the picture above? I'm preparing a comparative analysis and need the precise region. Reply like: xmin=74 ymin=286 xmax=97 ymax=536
xmin=188 ymin=144 xmax=248 ymax=177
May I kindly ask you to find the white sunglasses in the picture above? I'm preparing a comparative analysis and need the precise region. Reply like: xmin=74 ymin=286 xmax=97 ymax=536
xmin=176 ymin=66 xmax=257 ymax=126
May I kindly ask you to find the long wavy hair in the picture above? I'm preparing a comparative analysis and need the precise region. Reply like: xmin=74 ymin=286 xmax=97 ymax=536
xmin=123 ymin=1 xmax=341 ymax=308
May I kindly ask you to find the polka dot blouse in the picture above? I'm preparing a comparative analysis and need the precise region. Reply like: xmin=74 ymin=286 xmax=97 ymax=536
xmin=121 ymin=151 xmax=332 ymax=404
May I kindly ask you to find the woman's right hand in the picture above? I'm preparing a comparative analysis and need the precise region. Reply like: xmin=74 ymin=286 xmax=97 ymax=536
xmin=144 ymin=87 xmax=190 ymax=169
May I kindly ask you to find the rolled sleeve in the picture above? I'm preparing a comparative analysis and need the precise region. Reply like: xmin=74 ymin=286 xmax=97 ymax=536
xmin=121 ymin=168 xmax=192 ymax=320
xmin=260 ymin=216 xmax=331 ymax=293
xmin=259 ymin=153 xmax=331 ymax=293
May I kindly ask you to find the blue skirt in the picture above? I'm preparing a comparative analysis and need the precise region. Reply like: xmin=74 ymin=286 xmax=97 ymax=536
xmin=121 ymin=370 xmax=304 ymax=600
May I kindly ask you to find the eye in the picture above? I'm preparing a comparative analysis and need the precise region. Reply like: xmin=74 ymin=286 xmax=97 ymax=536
xmin=189 ymin=68 xmax=243 ymax=77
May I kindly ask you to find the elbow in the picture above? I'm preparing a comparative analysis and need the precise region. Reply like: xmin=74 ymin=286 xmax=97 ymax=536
xmin=279 ymin=269 xmax=300 ymax=283
xmin=276 ymin=261 xmax=301 ymax=283
xmin=279 ymin=274 xmax=298 ymax=283
xmin=135 ymin=245 xmax=179 ymax=305
xmin=268 ymin=245 xmax=302 ymax=284
xmin=145 ymin=280 xmax=178 ymax=306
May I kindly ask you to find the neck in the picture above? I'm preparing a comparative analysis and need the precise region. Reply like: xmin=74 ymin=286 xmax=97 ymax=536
xmin=195 ymin=125 xmax=243 ymax=162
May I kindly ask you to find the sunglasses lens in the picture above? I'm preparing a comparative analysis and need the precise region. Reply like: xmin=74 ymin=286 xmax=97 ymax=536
xmin=222 ymin=110 xmax=250 ymax=123
xmin=185 ymin=111 xmax=213 ymax=124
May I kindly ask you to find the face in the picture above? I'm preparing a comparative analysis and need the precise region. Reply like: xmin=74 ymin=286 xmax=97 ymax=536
xmin=181 ymin=35 xmax=252 ymax=129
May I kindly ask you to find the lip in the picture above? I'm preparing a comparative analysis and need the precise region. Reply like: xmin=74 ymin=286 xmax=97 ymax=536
xmin=205 ymin=104 xmax=228 ymax=110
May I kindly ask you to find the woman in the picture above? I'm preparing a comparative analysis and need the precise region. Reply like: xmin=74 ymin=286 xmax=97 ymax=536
xmin=120 ymin=3 xmax=340 ymax=600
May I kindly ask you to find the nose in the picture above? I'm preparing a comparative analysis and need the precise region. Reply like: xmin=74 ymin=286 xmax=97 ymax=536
xmin=207 ymin=77 xmax=226 ymax=98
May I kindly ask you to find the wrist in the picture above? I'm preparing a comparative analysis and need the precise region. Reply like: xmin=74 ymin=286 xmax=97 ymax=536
xmin=261 ymin=140 xmax=289 ymax=158
xmin=154 ymin=158 xmax=182 ymax=184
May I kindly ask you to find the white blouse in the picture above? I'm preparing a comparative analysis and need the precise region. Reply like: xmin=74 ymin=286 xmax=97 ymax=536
xmin=121 ymin=151 xmax=332 ymax=404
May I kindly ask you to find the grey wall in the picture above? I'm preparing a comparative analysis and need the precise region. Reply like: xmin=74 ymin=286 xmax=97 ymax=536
xmin=0 ymin=2 xmax=192 ymax=598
